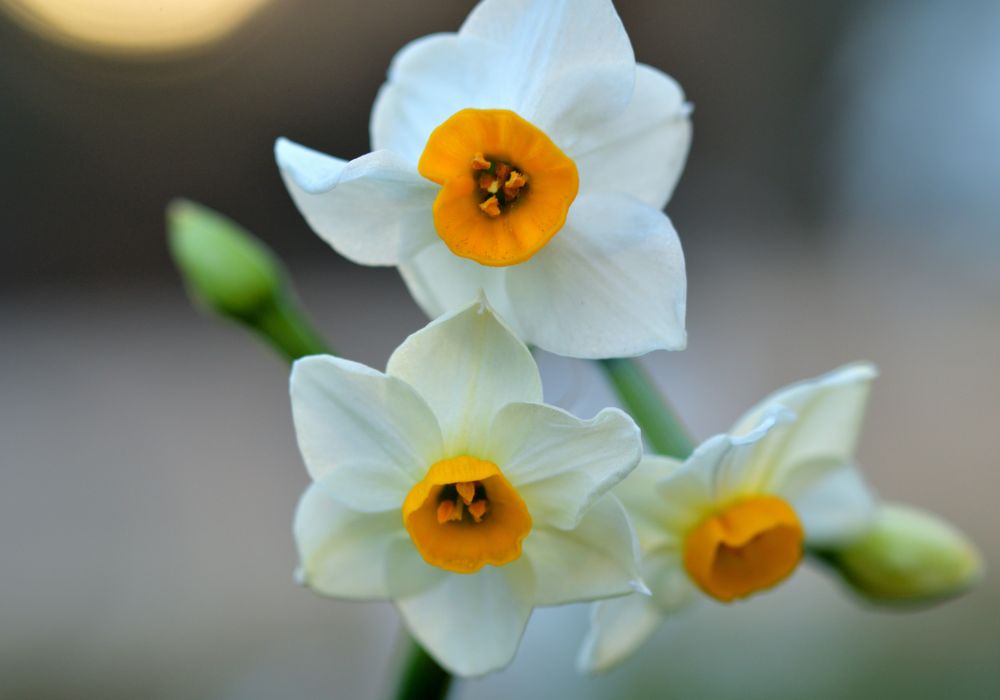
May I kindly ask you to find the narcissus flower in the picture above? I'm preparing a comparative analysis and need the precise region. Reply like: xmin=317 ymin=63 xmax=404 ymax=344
xmin=578 ymin=364 xmax=880 ymax=673
xmin=277 ymin=0 xmax=690 ymax=359
xmin=291 ymin=300 xmax=644 ymax=676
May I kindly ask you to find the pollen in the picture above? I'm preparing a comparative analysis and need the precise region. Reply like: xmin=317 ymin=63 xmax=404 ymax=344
xmin=683 ymin=496 xmax=804 ymax=602
xmin=417 ymin=108 xmax=579 ymax=267
xmin=402 ymin=455 xmax=532 ymax=574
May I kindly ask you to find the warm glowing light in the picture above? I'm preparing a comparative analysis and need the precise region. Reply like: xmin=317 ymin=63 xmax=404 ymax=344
xmin=1 ymin=0 xmax=271 ymax=55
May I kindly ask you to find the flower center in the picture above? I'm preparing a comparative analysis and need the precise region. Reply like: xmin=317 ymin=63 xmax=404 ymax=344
xmin=402 ymin=455 xmax=532 ymax=574
xmin=683 ymin=496 xmax=804 ymax=602
xmin=418 ymin=108 xmax=579 ymax=267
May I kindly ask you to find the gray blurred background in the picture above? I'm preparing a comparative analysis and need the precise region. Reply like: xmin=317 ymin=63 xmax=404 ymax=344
xmin=1 ymin=1 xmax=998 ymax=698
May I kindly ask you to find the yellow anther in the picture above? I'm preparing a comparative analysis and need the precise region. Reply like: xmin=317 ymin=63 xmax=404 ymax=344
xmin=479 ymin=196 xmax=501 ymax=218
xmin=456 ymin=482 xmax=477 ymax=506
xmin=503 ymin=170 xmax=528 ymax=199
xmin=471 ymin=152 xmax=491 ymax=170
xmin=468 ymin=500 xmax=488 ymax=523
xmin=436 ymin=499 xmax=463 ymax=524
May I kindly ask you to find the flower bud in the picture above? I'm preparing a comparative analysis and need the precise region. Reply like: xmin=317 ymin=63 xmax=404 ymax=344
xmin=167 ymin=199 xmax=285 ymax=322
xmin=827 ymin=503 xmax=983 ymax=604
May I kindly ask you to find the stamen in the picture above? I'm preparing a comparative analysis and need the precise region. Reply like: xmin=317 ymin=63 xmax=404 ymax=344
xmin=479 ymin=196 xmax=501 ymax=218
xmin=436 ymin=499 xmax=463 ymax=524
xmin=471 ymin=152 xmax=491 ymax=170
xmin=504 ymin=171 xmax=527 ymax=199
xmin=468 ymin=499 xmax=488 ymax=523
xmin=455 ymin=482 xmax=477 ymax=506
xmin=478 ymin=173 xmax=500 ymax=193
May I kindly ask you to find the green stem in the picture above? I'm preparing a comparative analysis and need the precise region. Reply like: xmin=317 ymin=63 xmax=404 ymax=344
xmin=247 ymin=294 xmax=333 ymax=362
xmin=598 ymin=358 xmax=696 ymax=459
xmin=393 ymin=639 xmax=453 ymax=700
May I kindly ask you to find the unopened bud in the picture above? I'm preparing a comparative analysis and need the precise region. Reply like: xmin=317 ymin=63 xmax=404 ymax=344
xmin=167 ymin=199 xmax=284 ymax=321
xmin=826 ymin=503 xmax=983 ymax=604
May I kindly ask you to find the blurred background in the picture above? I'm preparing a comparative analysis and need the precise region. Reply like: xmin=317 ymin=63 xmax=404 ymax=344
xmin=2 ymin=1 xmax=998 ymax=698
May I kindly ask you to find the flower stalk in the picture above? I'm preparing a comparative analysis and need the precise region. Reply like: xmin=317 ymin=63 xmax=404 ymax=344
xmin=598 ymin=358 xmax=696 ymax=459
xmin=393 ymin=639 xmax=453 ymax=700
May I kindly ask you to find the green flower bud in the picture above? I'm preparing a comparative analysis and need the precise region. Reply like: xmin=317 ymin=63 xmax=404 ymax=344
xmin=167 ymin=199 xmax=285 ymax=321
xmin=825 ymin=503 xmax=983 ymax=605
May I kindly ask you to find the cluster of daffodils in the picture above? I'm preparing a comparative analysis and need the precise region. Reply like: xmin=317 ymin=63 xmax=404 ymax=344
xmin=246 ymin=0 xmax=983 ymax=682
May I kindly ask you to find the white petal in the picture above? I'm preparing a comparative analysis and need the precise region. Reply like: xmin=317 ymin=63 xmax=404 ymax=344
xmin=506 ymin=193 xmax=687 ymax=358
xmin=290 ymin=356 xmax=443 ymax=510
xmin=294 ymin=480 xmax=408 ymax=600
xmin=577 ymin=548 xmax=696 ymax=673
xmin=276 ymin=139 xmax=438 ymax=265
xmin=730 ymin=363 xmax=878 ymax=493
xmin=571 ymin=64 xmax=692 ymax=208
xmin=397 ymin=240 xmax=517 ymax=328
xmin=787 ymin=463 xmax=878 ymax=546
xmin=386 ymin=300 xmax=542 ymax=453
xmin=459 ymin=0 xmax=636 ymax=142
xmin=612 ymin=454 xmax=683 ymax=551
xmin=396 ymin=566 xmax=533 ymax=676
xmin=518 ymin=494 xmax=643 ymax=606
xmin=485 ymin=402 xmax=641 ymax=529
xmin=577 ymin=592 xmax=662 ymax=674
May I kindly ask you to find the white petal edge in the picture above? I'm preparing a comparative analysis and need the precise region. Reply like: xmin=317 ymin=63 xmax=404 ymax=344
xmin=486 ymin=402 xmax=641 ymax=529
xmin=577 ymin=592 xmax=662 ymax=674
xmin=507 ymin=193 xmax=686 ymax=358
xmin=294 ymin=480 xmax=409 ymax=600
xmin=571 ymin=64 xmax=692 ymax=208
xmin=518 ymin=494 xmax=643 ymax=606
xmin=290 ymin=355 xmax=443 ymax=510
xmin=785 ymin=462 xmax=879 ymax=546
xmin=395 ymin=566 xmax=533 ymax=677
xmin=612 ymin=454 xmax=684 ymax=552
xmin=276 ymin=139 xmax=438 ymax=265
xmin=459 ymin=0 xmax=636 ymax=143
xmin=397 ymin=240 xmax=518 ymax=330
xmin=386 ymin=299 xmax=542 ymax=454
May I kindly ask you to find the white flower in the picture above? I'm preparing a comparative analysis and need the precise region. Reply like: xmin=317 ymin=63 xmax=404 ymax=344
xmin=276 ymin=0 xmax=690 ymax=359
xmin=291 ymin=299 xmax=645 ymax=676
xmin=578 ymin=364 xmax=879 ymax=673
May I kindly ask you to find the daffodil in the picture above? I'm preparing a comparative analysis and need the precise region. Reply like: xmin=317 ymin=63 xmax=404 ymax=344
xmin=291 ymin=299 xmax=645 ymax=676
xmin=276 ymin=0 xmax=690 ymax=359
xmin=578 ymin=364 xmax=880 ymax=673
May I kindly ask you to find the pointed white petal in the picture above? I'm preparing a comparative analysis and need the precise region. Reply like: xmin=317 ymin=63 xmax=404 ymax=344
xmin=397 ymin=240 xmax=517 ymax=327
xmin=730 ymin=363 xmax=878 ymax=493
xmin=572 ymin=64 xmax=692 ymax=208
xmin=386 ymin=300 xmax=542 ymax=453
xmin=486 ymin=403 xmax=641 ymax=529
xmin=519 ymin=494 xmax=643 ymax=606
xmin=276 ymin=139 xmax=438 ymax=265
xmin=370 ymin=33 xmax=505 ymax=164
xmin=577 ymin=592 xmax=663 ymax=674
xmin=507 ymin=193 xmax=686 ymax=358
xmin=294 ymin=480 xmax=408 ymax=600
xmin=787 ymin=463 xmax=878 ymax=546
xmin=612 ymin=454 xmax=683 ymax=551
xmin=459 ymin=0 xmax=636 ymax=141
xmin=290 ymin=356 xmax=443 ymax=509
xmin=396 ymin=566 xmax=533 ymax=676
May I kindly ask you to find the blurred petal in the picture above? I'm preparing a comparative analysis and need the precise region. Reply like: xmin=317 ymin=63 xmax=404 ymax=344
xmin=787 ymin=462 xmax=878 ymax=546
xmin=294 ymin=480 xmax=408 ymax=600
xmin=572 ymin=64 xmax=692 ymax=208
xmin=730 ymin=363 xmax=877 ymax=492
xmin=386 ymin=300 xmax=542 ymax=453
xmin=577 ymin=592 xmax=662 ymax=674
xmin=460 ymin=0 xmax=636 ymax=142
xmin=486 ymin=403 xmax=641 ymax=529
xmin=397 ymin=240 xmax=517 ymax=327
xmin=507 ymin=193 xmax=686 ymax=358
xmin=276 ymin=139 xmax=438 ymax=265
xmin=370 ymin=33 xmax=504 ymax=163
xmin=613 ymin=454 xmax=683 ymax=551
xmin=519 ymin=494 xmax=643 ymax=606
xmin=396 ymin=566 xmax=533 ymax=676
xmin=290 ymin=356 xmax=443 ymax=509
